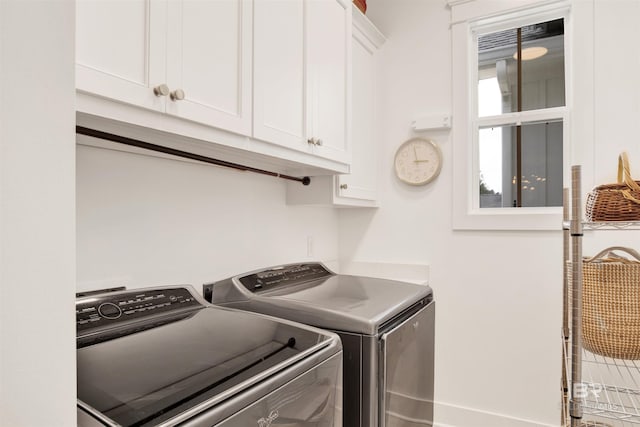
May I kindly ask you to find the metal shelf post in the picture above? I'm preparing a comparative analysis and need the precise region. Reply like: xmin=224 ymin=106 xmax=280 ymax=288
xmin=570 ymin=165 xmax=584 ymax=426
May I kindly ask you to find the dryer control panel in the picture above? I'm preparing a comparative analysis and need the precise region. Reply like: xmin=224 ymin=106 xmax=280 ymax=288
xmin=238 ymin=263 xmax=334 ymax=293
xmin=76 ymin=287 xmax=201 ymax=334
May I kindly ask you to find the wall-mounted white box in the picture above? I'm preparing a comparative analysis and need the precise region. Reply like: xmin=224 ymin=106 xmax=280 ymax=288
xmin=411 ymin=114 xmax=452 ymax=131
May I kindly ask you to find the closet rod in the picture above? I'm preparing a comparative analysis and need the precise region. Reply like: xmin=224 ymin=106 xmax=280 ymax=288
xmin=76 ymin=126 xmax=311 ymax=186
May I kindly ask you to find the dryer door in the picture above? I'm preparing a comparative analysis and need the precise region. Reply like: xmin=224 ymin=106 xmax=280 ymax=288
xmin=380 ymin=302 xmax=435 ymax=427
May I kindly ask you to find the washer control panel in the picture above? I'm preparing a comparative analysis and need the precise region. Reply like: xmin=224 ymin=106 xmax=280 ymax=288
xmin=239 ymin=263 xmax=333 ymax=293
xmin=76 ymin=288 xmax=201 ymax=333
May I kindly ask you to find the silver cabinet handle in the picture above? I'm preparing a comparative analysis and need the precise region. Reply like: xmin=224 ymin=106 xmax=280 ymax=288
xmin=170 ymin=89 xmax=185 ymax=101
xmin=340 ymin=184 xmax=348 ymax=190
xmin=307 ymin=137 xmax=323 ymax=146
xmin=153 ymin=84 xmax=170 ymax=97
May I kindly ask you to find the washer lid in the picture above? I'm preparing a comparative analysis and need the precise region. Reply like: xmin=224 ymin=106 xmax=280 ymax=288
xmin=250 ymin=274 xmax=432 ymax=335
xmin=77 ymin=303 xmax=336 ymax=427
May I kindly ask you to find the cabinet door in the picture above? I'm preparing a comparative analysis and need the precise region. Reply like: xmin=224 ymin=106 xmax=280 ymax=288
xmin=337 ymin=25 xmax=377 ymax=201
xmin=76 ymin=0 xmax=167 ymax=111
xmin=253 ymin=0 xmax=306 ymax=149
xmin=306 ymin=0 xmax=351 ymax=163
xmin=165 ymin=0 xmax=252 ymax=136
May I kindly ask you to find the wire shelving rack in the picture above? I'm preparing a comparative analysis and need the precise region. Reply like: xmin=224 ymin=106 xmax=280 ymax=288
xmin=562 ymin=165 xmax=640 ymax=427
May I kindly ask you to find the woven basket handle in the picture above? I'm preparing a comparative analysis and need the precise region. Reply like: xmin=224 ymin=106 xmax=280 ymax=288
xmin=616 ymin=152 xmax=640 ymax=204
xmin=618 ymin=152 xmax=640 ymax=191
xmin=586 ymin=246 xmax=640 ymax=263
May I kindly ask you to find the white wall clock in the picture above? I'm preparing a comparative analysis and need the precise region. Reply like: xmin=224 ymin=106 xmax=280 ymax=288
xmin=394 ymin=138 xmax=442 ymax=186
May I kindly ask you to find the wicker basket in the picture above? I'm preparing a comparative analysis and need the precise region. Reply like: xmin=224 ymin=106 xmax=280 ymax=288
xmin=353 ymin=0 xmax=366 ymax=13
xmin=582 ymin=246 xmax=640 ymax=360
xmin=586 ymin=152 xmax=640 ymax=221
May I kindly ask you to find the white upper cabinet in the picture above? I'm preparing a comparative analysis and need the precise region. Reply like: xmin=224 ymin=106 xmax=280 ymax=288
xmin=165 ymin=0 xmax=252 ymax=135
xmin=77 ymin=0 xmax=252 ymax=136
xmin=336 ymin=8 xmax=380 ymax=201
xmin=287 ymin=6 xmax=385 ymax=207
xmin=76 ymin=0 xmax=167 ymax=112
xmin=253 ymin=0 xmax=351 ymax=164
xmin=76 ymin=0 xmax=352 ymax=175
xmin=252 ymin=0 xmax=305 ymax=149
xmin=306 ymin=0 xmax=351 ymax=163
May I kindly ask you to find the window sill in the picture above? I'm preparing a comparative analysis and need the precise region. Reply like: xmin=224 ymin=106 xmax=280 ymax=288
xmin=452 ymin=206 xmax=563 ymax=231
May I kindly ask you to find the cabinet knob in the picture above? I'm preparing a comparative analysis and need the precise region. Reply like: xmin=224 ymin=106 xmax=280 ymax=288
xmin=153 ymin=84 xmax=170 ymax=97
xmin=170 ymin=89 xmax=185 ymax=101
xmin=340 ymin=184 xmax=348 ymax=190
xmin=307 ymin=137 xmax=323 ymax=146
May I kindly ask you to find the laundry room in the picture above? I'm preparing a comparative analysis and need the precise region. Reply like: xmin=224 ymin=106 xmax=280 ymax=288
xmin=2 ymin=0 xmax=640 ymax=426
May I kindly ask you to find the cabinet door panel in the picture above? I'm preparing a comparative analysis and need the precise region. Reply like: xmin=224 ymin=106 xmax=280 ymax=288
xmin=166 ymin=0 xmax=252 ymax=136
xmin=306 ymin=0 xmax=351 ymax=163
xmin=338 ymin=33 xmax=377 ymax=201
xmin=76 ymin=0 xmax=166 ymax=111
xmin=253 ymin=0 xmax=306 ymax=148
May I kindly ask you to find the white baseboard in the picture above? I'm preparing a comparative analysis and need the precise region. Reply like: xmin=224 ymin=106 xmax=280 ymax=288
xmin=434 ymin=401 xmax=559 ymax=427
xmin=381 ymin=392 xmax=559 ymax=427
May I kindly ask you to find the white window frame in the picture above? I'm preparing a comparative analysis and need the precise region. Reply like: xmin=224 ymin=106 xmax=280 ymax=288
xmin=451 ymin=0 xmax=571 ymax=230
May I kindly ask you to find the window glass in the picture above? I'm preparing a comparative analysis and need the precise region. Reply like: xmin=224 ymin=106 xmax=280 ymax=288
xmin=476 ymin=18 xmax=565 ymax=209
xmin=478 ymin=19 xmax=565 ymax=116
xmin=479 ymin=121 xmax=563 ymax=208
xmin=478 ymin=75 xmax=501 ymax=117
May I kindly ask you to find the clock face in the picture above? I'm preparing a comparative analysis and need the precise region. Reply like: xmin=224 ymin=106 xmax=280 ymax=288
xmin=394 ymin=138 xmax=442 ymax=186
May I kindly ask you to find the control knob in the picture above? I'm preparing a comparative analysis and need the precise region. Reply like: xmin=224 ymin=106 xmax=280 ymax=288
xmin=98 ymin=302 xmax=122 ymax=319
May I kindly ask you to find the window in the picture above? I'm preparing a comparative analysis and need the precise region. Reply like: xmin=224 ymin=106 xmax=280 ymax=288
xmin=451 ymin=1 xmax=570 ymax=230
xmin=477 ymin=18 xmax=565 ymax=209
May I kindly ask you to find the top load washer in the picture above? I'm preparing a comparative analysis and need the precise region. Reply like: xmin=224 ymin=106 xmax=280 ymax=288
xmin=76 ymin=285 xmax=342 ymax=427
xmin=204 ymin=262 xmax=435 ymax=427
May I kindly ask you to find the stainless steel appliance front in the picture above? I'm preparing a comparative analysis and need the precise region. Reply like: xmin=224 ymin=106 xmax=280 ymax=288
xmin=206 ymin=262 xmax=435 ymax=427
xmin=380 ymin=302 xmax=434 ymax=427
xmin=335 ymin=302 xmax=435 ymax=427
xmin=76 ymin=285 xmax=342 ymax=427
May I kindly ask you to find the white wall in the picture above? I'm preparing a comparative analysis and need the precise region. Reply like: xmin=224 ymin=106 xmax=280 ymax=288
xmin=580 ymin=1 xmax=640 ymax=260
xmin=76 ymin=140 xmax=340 ymax=292
xmin=33 ymin=1 xmax=639 ymax=426
xmin=339 ymin=0 xmax=640 ymax=426
xmin=0 ymin=1 xmax=77 ymax=426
